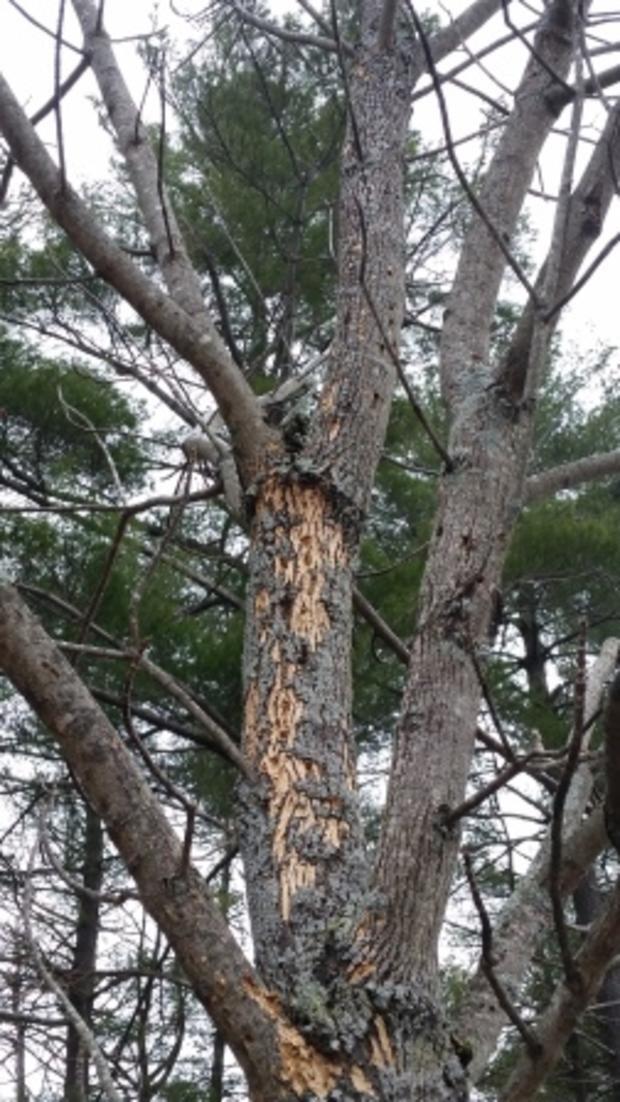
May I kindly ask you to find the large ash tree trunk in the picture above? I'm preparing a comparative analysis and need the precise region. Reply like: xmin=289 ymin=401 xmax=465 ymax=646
xmin=4 ymin=0 xmax=620 ymax=1099
xmin=236 ymin=31 xmax=463 ymax=1096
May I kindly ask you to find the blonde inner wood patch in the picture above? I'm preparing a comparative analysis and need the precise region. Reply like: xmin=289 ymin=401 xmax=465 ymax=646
xmin=246 ymin=477 xmax=353 ymax=920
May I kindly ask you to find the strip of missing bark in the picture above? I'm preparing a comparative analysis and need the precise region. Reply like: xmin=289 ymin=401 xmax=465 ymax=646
xmin=245 ymin=476 xmax=355 ymax=923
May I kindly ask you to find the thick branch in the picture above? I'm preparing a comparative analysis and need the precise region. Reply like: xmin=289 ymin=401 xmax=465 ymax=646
xmin=0 ymin=73 xmax=268 ymax=480
xmin=548 ymin=59 xmax=620 ymax=112
xmin=499 ymin=99 xmax=620 ymax=400
xmin=0 ymin=583 xmax=293 ymax=1101
xmin=440 ymin=0 xmax=576 ymax=408
xmin=377 ymin=0 xmax=399 ymax=51
xmin=421 ymin=0 xmax=507 ymax=70
xmin=71 ymin=0 xmax=207 ymax=320
xmin=526 ymin=448 xmax=620 ymax=503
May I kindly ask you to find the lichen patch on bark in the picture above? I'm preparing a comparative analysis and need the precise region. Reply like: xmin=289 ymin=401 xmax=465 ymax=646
xmin=244 ymin=976 xmax=375 ymax=1098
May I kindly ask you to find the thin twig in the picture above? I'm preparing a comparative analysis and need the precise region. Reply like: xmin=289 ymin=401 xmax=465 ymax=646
xmin=442 ymin=754 xmax=537 ymax=828
xmin=464 ymin=850 xmax=543 ymax=1058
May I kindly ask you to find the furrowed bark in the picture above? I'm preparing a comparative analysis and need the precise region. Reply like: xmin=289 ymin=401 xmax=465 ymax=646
xmin=3 ymin=0 xmax=620 ymax=1096
xmin=306 ymin=29 xmax=415 ymax=513
xmin=460 ymin=638 xmax=619 ymax=1082
xmin=239 ymin=0 xmax=418 ymax=978
xmin=0 ymin=73 xmax=267 ymax=481
xmin=373 ymin=0 xmax=578 ymax=985
xmin=240 ymin=472 xmax=366 ymax=988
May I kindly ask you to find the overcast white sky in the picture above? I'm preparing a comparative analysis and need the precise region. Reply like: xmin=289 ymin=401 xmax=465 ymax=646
xmin=0 ymin=0 xmax=618 ymax=366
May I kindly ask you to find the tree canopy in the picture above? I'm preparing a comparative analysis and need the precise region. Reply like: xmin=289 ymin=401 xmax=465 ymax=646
xmin=2 ymin=1 xmax=620 ymax=1100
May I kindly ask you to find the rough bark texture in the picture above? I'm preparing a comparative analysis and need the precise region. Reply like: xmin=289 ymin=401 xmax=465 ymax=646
xmin=372 ymin=0 xmax=578 ymax=992
xmin=237 ymin=31 xmax=470 ymax=1097
xmin=0 ymin=585 xmax=289 ymax=1102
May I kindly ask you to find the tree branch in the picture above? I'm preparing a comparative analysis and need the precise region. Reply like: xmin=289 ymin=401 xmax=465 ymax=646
xmin=464 ymin=851 xmax=542 ymax=1058
xmin=0 ymin=54 xmax=91 ymax=203
xmin=499 ymin=99 xmax=620 ymax=400
xmin=23 ymin=831 xmax=123 ymax=1102
xmin=228 ymin=0 xmax=346 ymax=54
xmin=548 ymin=621 xmax=587 ymax=991
xmin=440 ymin=0 xmax=576 ymax=409
xmin=0 ymin=583 xmax=286 ymax=1099
xmin=420 ymin=0 xmax=507 ymax=71
xmin=0 ymin=71 xmax=268 ymax=480
xmin=377 ymin=0 xmax=399 ymax=50
xmin=604 ymin=671 xmax=620 ymax=853
xmin=548 ymin=59 xmax=620 ymax=113
xmin=526 ymin=448 xmax=620 ymax=503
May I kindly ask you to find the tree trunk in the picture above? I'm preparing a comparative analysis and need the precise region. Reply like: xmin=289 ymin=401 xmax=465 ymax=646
xmin=63 ymin=805 xmax=104 ymax=1102
xmin=236 ymin=24 xmax=471 ymax=1099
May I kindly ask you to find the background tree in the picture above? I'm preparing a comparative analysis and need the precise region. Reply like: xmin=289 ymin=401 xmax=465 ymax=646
xmin=2 ymin=0 xmax=620 ymax=1100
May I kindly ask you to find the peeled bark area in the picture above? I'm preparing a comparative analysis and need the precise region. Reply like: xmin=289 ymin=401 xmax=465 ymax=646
xmin=240 ymin=471 xmax=367 ymax=990
xmin=237 ymin=468 xmax=470 ymax=1101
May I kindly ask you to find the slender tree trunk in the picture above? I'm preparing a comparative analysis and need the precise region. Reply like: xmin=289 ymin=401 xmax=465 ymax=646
xmin=209 ymin=1029 xmax=226 ymax=1102
xmin=11 ymin=970 xmax=27 ymax=1102
xmin=63 ymin=805 xmax=104 ymax=1102
xmin=565 ymin=1033 xmax=588 ymax=1102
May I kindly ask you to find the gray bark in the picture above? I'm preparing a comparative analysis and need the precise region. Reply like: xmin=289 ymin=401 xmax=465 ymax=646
xmin=373 ymin=0 xmax=578 ymax=986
